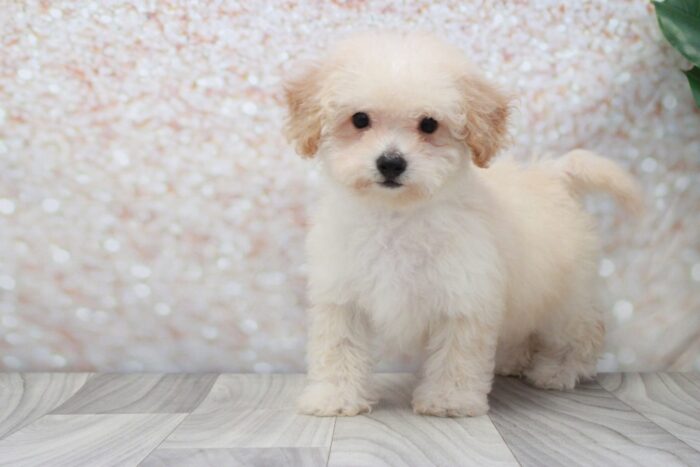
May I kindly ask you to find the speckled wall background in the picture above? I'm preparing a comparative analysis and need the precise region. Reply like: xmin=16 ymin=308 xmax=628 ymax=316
xmin=1 ymin=0 xmax=698 ymax=372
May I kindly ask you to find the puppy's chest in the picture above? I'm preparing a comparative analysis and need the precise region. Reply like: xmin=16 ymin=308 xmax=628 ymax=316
xmin=339 ymin=214 xmax=453 ymax=312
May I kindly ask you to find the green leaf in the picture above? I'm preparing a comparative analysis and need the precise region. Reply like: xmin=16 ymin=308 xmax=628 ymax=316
xmin=684 ymin=66 xmax=700 ymax=108
xmin=654 ymin=0 xmax=700 ymax=66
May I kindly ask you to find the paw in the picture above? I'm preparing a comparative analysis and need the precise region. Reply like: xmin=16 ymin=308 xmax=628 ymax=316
xmin=412 ymin=384 xmax=489 ymax=417
xmin=524 ymin=365 xmax=578 ymax=390
xmin=298 ymin=381 xmax=373 ymax=416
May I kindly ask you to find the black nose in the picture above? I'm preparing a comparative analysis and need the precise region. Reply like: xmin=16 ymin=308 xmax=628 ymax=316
xmin=376 ymin=153 xmax=407 ymax=180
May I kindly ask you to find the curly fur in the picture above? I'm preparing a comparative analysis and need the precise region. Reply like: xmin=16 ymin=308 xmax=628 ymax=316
xmin=285 ymin=32 xmax=642 ymax=417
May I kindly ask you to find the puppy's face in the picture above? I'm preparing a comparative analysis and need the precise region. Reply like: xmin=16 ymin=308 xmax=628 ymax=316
xmin=321 ymin=98 xmax=464 ymax=205
xmin=285 ymin=32 xmax=509 ymax=206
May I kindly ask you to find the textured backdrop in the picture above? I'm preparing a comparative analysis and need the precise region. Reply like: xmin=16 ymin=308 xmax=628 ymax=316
xmin=1 ymin=0 xmax=698 ymax=372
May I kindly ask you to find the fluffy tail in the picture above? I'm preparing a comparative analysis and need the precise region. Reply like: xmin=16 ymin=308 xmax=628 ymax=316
xmin=554 ymin=149 xmax=644 ymax=215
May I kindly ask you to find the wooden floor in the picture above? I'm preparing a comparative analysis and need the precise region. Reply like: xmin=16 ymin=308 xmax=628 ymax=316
xmin=0 ymin=373 xmax=699 ymax=466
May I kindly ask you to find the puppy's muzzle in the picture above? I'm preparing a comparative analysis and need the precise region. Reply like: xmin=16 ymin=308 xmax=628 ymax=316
xmin=376 ymin=151 xmax=407 ymax=187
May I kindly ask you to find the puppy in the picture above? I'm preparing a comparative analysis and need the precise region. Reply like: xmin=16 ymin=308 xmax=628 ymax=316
xmin=284 ymin=32 xmax=641 ymax=417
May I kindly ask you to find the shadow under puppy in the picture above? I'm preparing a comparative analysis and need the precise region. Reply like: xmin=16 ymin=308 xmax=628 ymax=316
xmin=284 ymin=32 xmax=641 ymax=417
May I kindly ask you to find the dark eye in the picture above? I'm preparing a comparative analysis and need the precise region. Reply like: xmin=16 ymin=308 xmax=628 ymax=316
xmin=352 ymin=112 xmax=370 ymax=129
xmin=419 ymin=117 xmax=438 ymax=134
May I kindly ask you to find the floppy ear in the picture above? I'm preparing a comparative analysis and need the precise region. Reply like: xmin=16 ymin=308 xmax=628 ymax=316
xmin=459 ymin=73 xmax=510 ymax=168
xmin=284 ymin=63 xmax=323 ymax=158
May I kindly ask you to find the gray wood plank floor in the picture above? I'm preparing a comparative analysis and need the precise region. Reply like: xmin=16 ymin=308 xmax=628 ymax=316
xmin=327 ymin=374 xmax=518 ymax=467
xmin=0 ymin=373 xmax=697 ymax=467
xmin=0 ymin=373 xmax=91 ymax=439
xmin=597 ymin=373 xmax=700 ymax=451
xmin=489 ymin=377 xmax=700 ymax=467
xmin=51 ymin=374 xmax=217 ymax=414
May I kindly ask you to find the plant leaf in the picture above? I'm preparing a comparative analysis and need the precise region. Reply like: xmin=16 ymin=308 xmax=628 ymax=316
xmin=654 ymin=0 xmax=700 ymax=66
xmin=683 ymin=66 xmax=700 ymax=108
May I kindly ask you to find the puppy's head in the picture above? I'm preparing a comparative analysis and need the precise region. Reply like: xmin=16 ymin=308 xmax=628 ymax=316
xmin=285 ymin=32 xmax=510 ymax=206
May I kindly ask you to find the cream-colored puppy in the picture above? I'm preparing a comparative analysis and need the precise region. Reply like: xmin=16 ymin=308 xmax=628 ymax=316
xmin=284 ymin=32 xmax=641 ymax=417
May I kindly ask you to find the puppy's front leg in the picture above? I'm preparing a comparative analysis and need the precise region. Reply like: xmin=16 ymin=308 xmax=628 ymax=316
xmin=412 ymin=315 xmax=498 ymax=417
xmin=298 ymin=304 xmax=375 ymax=416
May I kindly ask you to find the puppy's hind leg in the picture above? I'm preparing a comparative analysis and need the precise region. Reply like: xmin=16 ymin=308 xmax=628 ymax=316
xmin=524 ymin=302 xmax=604 ymax=390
